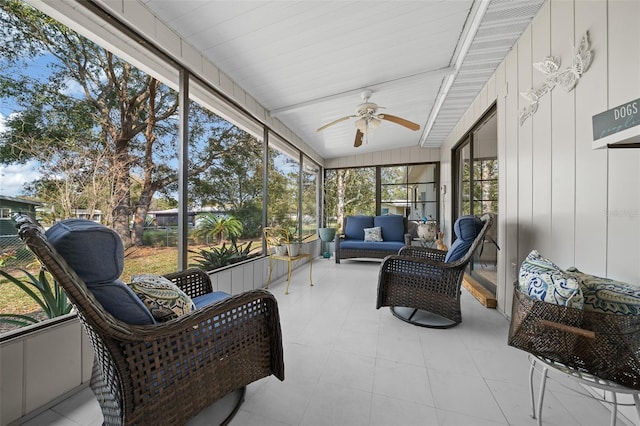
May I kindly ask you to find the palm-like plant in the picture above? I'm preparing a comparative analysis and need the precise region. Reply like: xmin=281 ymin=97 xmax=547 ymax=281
xmin=0 ymin=268 xmax=73 ymax=327
xmin=194 ymin=213 xmax=243 ymax=244
xmin=189 ymin=241 xmax=258 ymax=271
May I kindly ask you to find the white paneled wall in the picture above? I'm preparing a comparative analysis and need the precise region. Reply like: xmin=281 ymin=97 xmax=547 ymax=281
xmin=439 ymin=0 xmax=640 ymax=316
xmin=324 ymin=145 xmax=440 ymax=169
xmin=0 ymin=318 xmax=93 ymax=425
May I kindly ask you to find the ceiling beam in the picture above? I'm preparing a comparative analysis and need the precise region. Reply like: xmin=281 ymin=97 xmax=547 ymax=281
xmin=268 ymin=65 xmax=455 ymax=117
xmin=419 ymin=0 xmax=491 ymax=147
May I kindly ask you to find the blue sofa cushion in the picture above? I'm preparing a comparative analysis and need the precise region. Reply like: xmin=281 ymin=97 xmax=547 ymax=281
xmin=340 ymin=240 xmax=405 ymax=252
xmin=46 ymin=219 xmax=155 ymax=325
xmin=374 ymin=215 xmax=405 ymax=242
xmin=344 ymin=215 xmax=374 ymax=240
xmin=444 ymin=215 xmax=484 ymax=263
xmin=193 ymin=291 xmax=231 ymax=309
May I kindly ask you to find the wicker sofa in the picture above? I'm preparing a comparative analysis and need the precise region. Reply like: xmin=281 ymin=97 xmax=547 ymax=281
xmin=335 ymin=214 xmax=411 ymax=263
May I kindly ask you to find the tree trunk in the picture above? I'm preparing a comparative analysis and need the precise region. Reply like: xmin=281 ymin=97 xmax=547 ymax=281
xmin=336 ymin=169 xmax=347 ymax=232
xmin=112 ymin=141 xmax=132 ymax=245
xmin=133 ymin=189 xmax=154 ymax=246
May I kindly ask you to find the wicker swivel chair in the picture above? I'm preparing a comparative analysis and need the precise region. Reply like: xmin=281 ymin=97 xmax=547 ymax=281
xmin=14 ymin=214 xmax=284 ymax=425
xmin=377 ymin=214 xmax=493 ymax=328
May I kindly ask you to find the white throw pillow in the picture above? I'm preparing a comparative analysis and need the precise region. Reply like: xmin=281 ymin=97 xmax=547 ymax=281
xmin=363 ymin=226 xmax=383 ymax=242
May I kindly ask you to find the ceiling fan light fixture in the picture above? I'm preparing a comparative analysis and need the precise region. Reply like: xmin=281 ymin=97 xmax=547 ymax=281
xmin=369 ymin=117 xmax=381 ymax=130
xmin=354 ymin=117 xmax=368 ymax=133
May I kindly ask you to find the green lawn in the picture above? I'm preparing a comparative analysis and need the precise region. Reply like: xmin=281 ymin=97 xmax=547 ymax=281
xmin=0 ymin=242 xmax=266 ymax=318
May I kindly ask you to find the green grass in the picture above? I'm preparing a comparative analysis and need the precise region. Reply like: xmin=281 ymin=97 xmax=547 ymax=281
xmin=0 ymin=241 xmax=266 ymax=317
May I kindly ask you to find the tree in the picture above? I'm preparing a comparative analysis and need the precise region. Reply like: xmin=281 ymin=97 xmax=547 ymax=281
xmin=189 ymin=130 xmax=263 ymax=238
xmin=0 ymin=1 xmax=245 ymax=245
xmin=324 ymin=167 xmax=376 ymax=230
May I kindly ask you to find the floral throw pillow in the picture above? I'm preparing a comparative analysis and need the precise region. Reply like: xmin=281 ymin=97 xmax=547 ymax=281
xmin=129 ymin=274 xmax=196 ymax=322
xmin=363 ymin=226 xmax=383 ymax=242
xmin=567 ymin=267 xmax=640 ymax=315
xmin=518 ymin=250 xmax=584 ymax=309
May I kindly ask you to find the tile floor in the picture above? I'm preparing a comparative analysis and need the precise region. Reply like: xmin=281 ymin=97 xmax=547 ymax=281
xmin=20 ymin=259 xmax=634 ymax=426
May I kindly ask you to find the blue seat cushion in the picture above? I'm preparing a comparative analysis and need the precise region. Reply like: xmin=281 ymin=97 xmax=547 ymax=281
xmin=344 ymin=215 xmax=374 ymax=240
xmin=444 ymin=215 xmax=484 ymax=263
xmin=193 ymin=291 xmax=231 ymax=309
xmin=340 ymin=240 xmax=404 ymax=253
xmin=374 ymin=215 xmax=405 ymax=242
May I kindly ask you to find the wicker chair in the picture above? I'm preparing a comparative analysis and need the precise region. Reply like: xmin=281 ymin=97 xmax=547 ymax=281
xmin=14 ymin=214 xmax=284 ymax=425
xmin=376 ymin=214 xmax=493 ymax=328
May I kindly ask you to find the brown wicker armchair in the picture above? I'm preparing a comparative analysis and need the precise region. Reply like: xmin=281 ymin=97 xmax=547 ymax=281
xmin=377 ymin=214 xmax=493 ymax=328
xmin=15 ymin=214 xmax=284 ymax=425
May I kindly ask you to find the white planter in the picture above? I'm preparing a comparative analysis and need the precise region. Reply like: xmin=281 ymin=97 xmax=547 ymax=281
xmin=274 ymin=245 xmax=287 ymax=256
xmin=287 ymin=243 xmax=301 ymax=257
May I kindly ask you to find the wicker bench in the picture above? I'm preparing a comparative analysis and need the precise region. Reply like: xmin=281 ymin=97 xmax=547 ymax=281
xmin=335 ymin=215 xmax=411 ymax=264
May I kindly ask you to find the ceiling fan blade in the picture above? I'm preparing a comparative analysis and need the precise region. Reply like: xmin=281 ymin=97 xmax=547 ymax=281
xmin=354 ymin=130 xmax=364 ymax=148
xmin=316 ymin=115 xmax=355 ymax=132
xmin=379 ymin=114 xmax=421 ymax=131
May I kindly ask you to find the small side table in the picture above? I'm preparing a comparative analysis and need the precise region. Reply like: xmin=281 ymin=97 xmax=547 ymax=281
xmin=412 ymin=237 xmax=436 ymax=248
xmin=528 ymin=355 xmax=640 ymax=426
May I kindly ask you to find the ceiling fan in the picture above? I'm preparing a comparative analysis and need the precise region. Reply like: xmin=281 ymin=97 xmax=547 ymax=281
xmin=316 ymin=90 xmax=421 ymax=148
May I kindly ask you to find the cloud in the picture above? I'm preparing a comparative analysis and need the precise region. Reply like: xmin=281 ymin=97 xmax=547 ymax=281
xmin=0 ymin=161 xmax=41 ymax=196
xmin=0 ymin=113 xmax=41 ymax=196
xmin=60 ymin=79 xmax=84 ymax=97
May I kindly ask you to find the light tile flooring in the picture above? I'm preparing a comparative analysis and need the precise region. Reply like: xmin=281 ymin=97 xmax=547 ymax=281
xmin=21 ymin=259 xmax=634 ymax=426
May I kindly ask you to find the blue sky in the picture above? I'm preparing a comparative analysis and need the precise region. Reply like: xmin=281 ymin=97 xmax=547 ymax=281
xmin=0 ymin=112 xmax=41 ymax=197
xmin=0 ymin=51 xmax=80 ymax=197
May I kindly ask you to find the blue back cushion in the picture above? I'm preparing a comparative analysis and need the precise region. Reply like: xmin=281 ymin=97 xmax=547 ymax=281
xmin=89 ymin=280 xmax=156 ymax=325
xmin=444 ymin=215 xmax=484 ymax=263
xmin=374 ymin=215 xmax=405 ymax=242
xmin=46 ymin=219 xmax=155 ymax=325
xmin=344 ymin=215 xmax=374 ymax=240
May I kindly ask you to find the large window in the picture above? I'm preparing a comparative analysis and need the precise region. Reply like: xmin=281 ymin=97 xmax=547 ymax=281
xmin=323 ymin=167 xmax=376 ymax=229
xmin=381 ymin=164 xmax=438 ymax=221
xmin=302 ymin=156 xmax=319 ymax=239
xmin=324 ymin=163 xmax=438 ymax=231
xmin=0 ymin=1 xmax=319 ymax=336
xmin=453 ymin=106 xmax=498 ymax=292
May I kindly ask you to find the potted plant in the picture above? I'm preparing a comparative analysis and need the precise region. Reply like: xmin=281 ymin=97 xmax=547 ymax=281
xmin=318 ymin=227 xmax=337 ymax=258
xmin=287 ymin=235 xmax=304 ymax=257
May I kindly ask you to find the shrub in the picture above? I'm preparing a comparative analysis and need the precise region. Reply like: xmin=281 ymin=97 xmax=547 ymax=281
xmin=189 ymin=240 xmax=259 ymax=271
xmin=0 ymin=268 xmax=72 ymax=327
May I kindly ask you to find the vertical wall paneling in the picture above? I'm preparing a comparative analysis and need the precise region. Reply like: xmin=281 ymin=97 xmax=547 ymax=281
xmin=574 ymin=1 xmax=609 ymax=275
xmin=0 ymin=341 xmax=24 ymax=424
xmin=504 ymin=48 xmax=520 ymax=309
xmin=518 ymin=28 xmax=534 ymax=263
xmin=81 ymin=331 xmax=94 ymax=382
xmin=530 ymin=2 xmax=553 ymax=255
xmin=606 ymin=0 xmax=640 ymax=283
xmin=549 ymin=0 xmax=577 ymax=268
xmin=495 ymin=62 xmax=508 ymax=308
xmin=24 ymin=321 xmax=83 ymax=412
